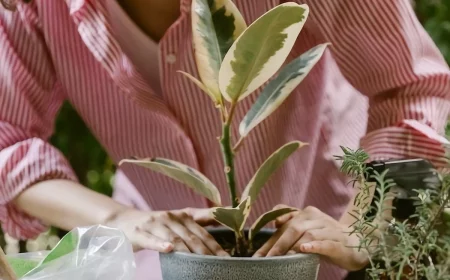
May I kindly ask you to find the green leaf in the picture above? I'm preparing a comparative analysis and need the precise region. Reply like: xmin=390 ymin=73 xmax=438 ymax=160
xmin=120 ymin=158 xmax=222 ymax=206
xmin=248 ymin=207 xmax=298 ymax=242
xmin=192 ymin=0 xmax=247 ymax=103
xmin=219 ymin=3 xmax=309 ymax=102
xmin=239 ymin=43 xmax=329 ymax=137
xmin=241 ymin=141 xmax=307 ymax=203
xmin=212 ymin=197 xmax=251 ymax=235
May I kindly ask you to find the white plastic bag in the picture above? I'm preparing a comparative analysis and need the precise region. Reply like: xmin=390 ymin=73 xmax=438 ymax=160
xmin=7 ymin=225 xmax=136 ymax=280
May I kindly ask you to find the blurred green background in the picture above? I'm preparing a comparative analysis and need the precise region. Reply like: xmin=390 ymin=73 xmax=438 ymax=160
xmin=1 ymin=0 xmax=450 ymax=250
xmin=51 ymin=0 xmax=450 ymax=199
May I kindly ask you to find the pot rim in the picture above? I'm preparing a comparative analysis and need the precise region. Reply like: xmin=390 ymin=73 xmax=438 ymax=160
xmin=160 ymin=251 xmax=318 ymax=262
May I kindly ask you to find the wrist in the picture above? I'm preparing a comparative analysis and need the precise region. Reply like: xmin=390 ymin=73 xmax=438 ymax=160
xmin=102 ymin=206 xmax=140 ymax=228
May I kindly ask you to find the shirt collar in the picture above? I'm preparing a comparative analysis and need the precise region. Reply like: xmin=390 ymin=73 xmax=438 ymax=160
xmin=64 ymin=0 xmax=180 ymax=109
xmin=63 ymin=0 xmax=191 ymax=77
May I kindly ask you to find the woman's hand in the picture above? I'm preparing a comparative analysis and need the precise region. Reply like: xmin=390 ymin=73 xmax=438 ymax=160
xmin=253 ymin=205 xmax=369 ymax=271
xmin=105 ymin=207 xmax=229 ymax=256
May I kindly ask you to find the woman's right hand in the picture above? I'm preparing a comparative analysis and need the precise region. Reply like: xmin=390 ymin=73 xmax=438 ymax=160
xmin=105 ymin=207 xmax=229 ymax=256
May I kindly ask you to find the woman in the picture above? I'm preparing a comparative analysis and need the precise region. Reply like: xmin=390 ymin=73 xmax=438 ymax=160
xmin=1 ymin=0 xmax=449 ymax=279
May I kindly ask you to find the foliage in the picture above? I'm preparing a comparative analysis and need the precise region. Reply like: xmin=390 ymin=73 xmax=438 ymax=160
xmin=120 ymin=1 xmax=326 ymax=256
xmin=414 ymin=0 xmax=450 ymax=64
xmin=50 ymin=102 xmax=115 ymax=196
xmin=190 ymin=0 xmax=247 ymax=104
xmin=336 ymin=147 xmax=450 ymax=280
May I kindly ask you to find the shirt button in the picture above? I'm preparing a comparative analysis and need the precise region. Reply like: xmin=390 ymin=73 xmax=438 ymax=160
xmin=166 ymin=54 xmax=177 ymax=64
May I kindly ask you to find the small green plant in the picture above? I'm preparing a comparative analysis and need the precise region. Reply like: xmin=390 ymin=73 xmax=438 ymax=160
xmin=336 ymin=147 xmax=450 ymax=280
xmin=120 ymin=1 xmax=328 ymax=256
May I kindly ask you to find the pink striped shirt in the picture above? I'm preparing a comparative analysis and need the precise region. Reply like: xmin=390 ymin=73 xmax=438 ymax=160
xmin=1 ymin=0 xmax=449 ymax=279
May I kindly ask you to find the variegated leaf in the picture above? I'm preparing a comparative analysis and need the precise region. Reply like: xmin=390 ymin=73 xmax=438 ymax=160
xmin=248 ymin=207 xmax=298 ymax=242
xmin=239 ymin=43 xmax=329 ymax=137
xmin=192 ymin=0 xmax=247 ymax=103
xmin=241 ymin=141 xmax=307 ymax=203
xmin=212 ymin=197 xmax=251 ymax=235
xmin=119 ymin=158 xmax=222 ymax=206
xmin=219 ymin=3 xmax=309 ymax=102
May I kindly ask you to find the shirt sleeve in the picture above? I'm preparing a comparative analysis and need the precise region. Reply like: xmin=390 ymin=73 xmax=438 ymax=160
xmin=0 ymin=4 xmax=78 ymax=239
xmin=303 ymin=0 xmax=450 ymax=168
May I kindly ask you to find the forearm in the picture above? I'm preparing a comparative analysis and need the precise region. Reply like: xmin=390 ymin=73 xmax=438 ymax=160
xmin=13 ymin=179 xmax=130 ymax=231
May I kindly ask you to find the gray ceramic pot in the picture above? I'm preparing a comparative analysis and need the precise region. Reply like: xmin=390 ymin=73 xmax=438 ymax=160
xmin=159 ymin=228 xmax=320 ymax=280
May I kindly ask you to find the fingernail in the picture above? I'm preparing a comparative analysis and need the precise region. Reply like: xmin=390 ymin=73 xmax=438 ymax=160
xmin=162 ymin=242 xmax=173 ymax=250
xmin=253 ymin=253 xmax=261 ymax=258
xmin=301 ymin=244 xmax=312 ymax=252
xmin=218 ymin=251 xmax=230 ymax=257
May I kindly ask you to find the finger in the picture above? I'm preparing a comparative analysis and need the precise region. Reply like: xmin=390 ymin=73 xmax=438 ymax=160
xmin=301 ymin=241 xmax=369 ymax=271
xmin=267 ymin=220 xmax=324 ymax=257
xmin=134 ymin=229 xmax=173 ymax=253
xmin=187 ymin=208 xmax=218 ymax=227
xmin=300 ymin=240 xmax=339 ymax=256
xmin=145 ymin=223 xmax=190 ymax=253
xmin=273 ymin=204 xmax=291 ymax=210
xmin=292 ymin=228 xmax=340 ymax=252
xmin=274 ymin=213 xmax=296 ymax=228
xmin=173 ymin=208 xmax=218 ymax=227
xmin=183 ymin=218 xmax=229 ymax=256
xmin=275 ymin=207 xmax=309 ymax=228
xmin=286 ymin=250 xmax=296 ymax=255
xmin=253 ymin=227 xmax=284 ymax=257
xmin=274 ymin=206 xmax=298 ymax=228
xmin=254 ymin=210 xmax=316 ymax=257
xmin=266 ymin=227 xmax=301 ymax=257
xmin=254 ymin=214 xmax=304 ymax=257
xmin=166 ymin=212 xmax=213 ymax=255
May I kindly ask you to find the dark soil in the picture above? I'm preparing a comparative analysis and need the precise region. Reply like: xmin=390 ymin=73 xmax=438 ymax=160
xmin=208 ymin=228 xmax=273 ymax=257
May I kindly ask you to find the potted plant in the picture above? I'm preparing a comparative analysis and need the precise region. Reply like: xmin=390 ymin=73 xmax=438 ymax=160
xmin=336 ymin=147 xmax=450 ymax=280
xmin=120 ymin=1 xmax=328 ymax=279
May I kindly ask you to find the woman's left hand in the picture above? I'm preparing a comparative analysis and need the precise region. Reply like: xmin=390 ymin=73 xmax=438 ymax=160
xmin=253 ymin=205 xmax=369 ymax=271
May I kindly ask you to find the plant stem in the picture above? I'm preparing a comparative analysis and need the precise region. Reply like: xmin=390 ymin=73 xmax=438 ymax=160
xmin=234 ymin=232 xmax=248 ymax=257
xmin=219 ymin=102 xmax=245 ymax=256
xmin=220 ymin=103 xmax=239 ymax=208
xmin=218 ymin=101 xmax=228 ymax=123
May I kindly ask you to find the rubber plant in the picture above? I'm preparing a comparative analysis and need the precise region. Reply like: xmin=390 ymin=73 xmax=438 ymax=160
xmin=120 ymin=0 xmax=328 ymax=256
